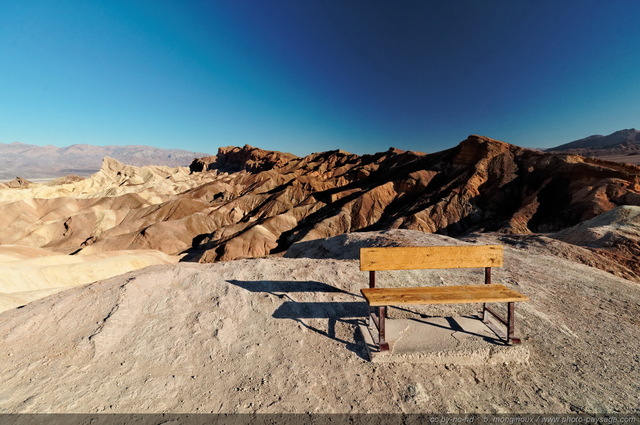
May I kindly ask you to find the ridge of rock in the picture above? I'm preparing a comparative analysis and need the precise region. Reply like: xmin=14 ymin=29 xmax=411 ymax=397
xmin=100 ymin=156 xmax=127 ymax=172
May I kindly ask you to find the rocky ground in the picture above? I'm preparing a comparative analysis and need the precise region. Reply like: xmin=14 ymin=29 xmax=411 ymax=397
xmin=0 ymin=230 xmax=638 ymax=414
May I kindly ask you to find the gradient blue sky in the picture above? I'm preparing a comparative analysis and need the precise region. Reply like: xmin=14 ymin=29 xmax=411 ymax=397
xmin=2 ymin=1 xmax=639 ymax=156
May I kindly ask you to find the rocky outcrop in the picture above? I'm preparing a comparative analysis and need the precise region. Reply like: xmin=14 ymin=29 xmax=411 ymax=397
xmin=189 ymin=144 xmax=298 ymax=173
xmin=1 ymin=231 xmax=639 ymax=413
xmin=183 ymin=135 xmax=640 ymax=262
xmin=188 ymin=155 xmax=217 ymax=173
xmin=553 ymin=205 xmax=640 ymax=281
xmin=215 ymin=145 xmax=299 ymax=173
xmin=2 ymin=136 xmax=639 ymax=266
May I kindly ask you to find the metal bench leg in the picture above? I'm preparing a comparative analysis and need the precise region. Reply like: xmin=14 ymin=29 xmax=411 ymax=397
xmin=507 ymin=302 xmax=521 ymax=345
xmin=481 ymin=267 xmax=491 ymax=322
xmin=482 ymin=302 xmax=523 ymax=345
xmin=378 ymin=306 xmax=389 ymax=351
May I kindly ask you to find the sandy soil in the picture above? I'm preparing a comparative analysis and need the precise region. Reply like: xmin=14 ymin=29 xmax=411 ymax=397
xmin=0 ymin=231 xmax=638 ymax=414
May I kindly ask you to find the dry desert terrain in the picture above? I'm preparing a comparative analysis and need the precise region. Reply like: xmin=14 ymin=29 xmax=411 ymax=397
xmin=0 ymin=230 xmax=638 ymax=414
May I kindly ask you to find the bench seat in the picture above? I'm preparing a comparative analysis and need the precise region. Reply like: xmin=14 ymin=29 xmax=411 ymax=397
xmin=361 ymin=284 xmax=529 ymax=306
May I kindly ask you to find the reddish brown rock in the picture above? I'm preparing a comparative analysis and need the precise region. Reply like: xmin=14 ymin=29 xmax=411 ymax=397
xmin=184 ymin=135 xmax=640 ymax=262
xmin=189 ymin=144 xmax=298 ymax=173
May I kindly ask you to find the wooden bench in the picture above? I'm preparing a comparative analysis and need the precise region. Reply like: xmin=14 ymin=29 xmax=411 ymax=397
xmin=359 ymin=245 xmax=529 ymax=351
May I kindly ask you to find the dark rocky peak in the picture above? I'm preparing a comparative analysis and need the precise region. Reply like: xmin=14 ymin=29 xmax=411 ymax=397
xmin=189 ymin=145 xmax=299 ymax=174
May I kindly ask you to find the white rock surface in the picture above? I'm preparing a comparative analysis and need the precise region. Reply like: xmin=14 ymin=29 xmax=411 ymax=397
xmin=554 ymin=205 xmax=640 ymax=246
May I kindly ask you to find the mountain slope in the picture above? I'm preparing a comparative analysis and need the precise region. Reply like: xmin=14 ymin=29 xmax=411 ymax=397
xmin=548 ymin=128 xmax=640 ymax=151
xmin=1 ymin=135 xmax=638 ymax=267
xmin=546 ymin=129 xmax=640 ymax=166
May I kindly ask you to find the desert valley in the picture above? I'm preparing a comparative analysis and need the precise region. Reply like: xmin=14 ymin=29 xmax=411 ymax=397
xmin=0 ymin=134 xmax=639 ymax=415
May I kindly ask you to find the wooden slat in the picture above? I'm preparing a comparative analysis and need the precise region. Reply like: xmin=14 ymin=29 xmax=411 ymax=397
xmin=360 ymin=284 xmax=528 ymax=306
xmin=359 ymin=245 xmax=503 ymax=271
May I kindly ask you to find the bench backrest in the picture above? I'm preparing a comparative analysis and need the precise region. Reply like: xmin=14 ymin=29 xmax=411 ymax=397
xmin=359 ymin=245 xmax=503 ymax=271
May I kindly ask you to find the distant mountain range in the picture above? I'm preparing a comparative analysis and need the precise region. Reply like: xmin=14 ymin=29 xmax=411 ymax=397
xmin=0 ymin=142 xmax=210 ymax=180
xmin=546 ymin=129 xmax=640 ymax=165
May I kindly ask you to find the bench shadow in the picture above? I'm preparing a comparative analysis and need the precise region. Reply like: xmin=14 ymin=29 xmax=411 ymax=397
xmin=227 ymin=279 xmax=351 ymax=295
xmin=226 ymin=279 xmax=368 ymax=360
xmin=392 ymin=306 xmax=506 ymax=345
xmin=272 ymin=301 xmax=369 ymax=360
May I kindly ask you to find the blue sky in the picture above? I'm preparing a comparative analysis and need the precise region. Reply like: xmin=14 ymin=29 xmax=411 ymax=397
xmin=1 ymin=1 xmax=639 ymax=156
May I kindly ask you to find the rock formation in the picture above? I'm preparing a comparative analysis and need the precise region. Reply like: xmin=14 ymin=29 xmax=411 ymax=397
xmin=4 ymin=137 xmax=640 ymax=414
xmin=553 ymin=205 xmax=640 ymax=281
xmin=0 ymin=245 xmax=179 ymax=312
xmin=0 ymin=177 xmax=33 ymax=189
xmin=185 ymin=135 xmax=640 ymax=262
xmin=1 ymin=136 xmax=639 ymax=267
xmin=189 ymin=144 xmax=298 ymax=173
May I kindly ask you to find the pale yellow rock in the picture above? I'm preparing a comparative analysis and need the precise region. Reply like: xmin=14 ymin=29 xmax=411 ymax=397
xmin=0 ymin=247 xmax=180 ymax=312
